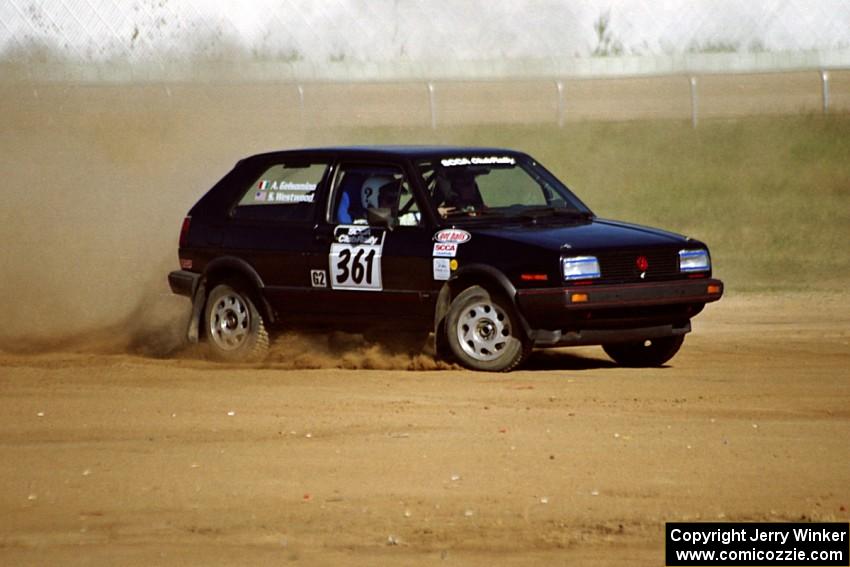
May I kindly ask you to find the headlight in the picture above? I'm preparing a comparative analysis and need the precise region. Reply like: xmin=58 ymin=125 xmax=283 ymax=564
xmin=562 ymin=256 xmax=600 ymax=280
xmin=679 ymin=249 xmax=710 ymax=272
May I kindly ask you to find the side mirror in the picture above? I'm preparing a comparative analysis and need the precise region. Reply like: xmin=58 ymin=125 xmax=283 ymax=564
xmin=366 ymin=207 xmax=398 ymax=230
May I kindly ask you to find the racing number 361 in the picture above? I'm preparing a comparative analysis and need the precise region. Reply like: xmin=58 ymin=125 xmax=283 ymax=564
xmin=335 ymin=248 xmax=377 ymax=285
xmin=330 ymin=242 xmax=383 ymax=291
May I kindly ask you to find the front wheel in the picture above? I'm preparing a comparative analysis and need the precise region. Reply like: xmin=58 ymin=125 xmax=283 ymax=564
xmin=205 ymin=284 xmax=270 ymax=362
xmin=445 ymin=285 xmax=530 ymax=372
xmin=602 ymin=335 xmax=684 ymax=367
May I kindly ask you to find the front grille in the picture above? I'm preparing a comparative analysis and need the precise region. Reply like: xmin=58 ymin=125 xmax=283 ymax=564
xmin=596 ymin=248 xmax=680 ymax=284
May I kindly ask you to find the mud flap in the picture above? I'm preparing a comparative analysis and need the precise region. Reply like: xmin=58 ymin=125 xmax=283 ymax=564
xmin=186 ymin=280 xmax=206 ymax=344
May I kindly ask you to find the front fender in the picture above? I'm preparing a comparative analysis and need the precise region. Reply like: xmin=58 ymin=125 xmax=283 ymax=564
xmin=434 ymin=264 xmax=532 ymax=341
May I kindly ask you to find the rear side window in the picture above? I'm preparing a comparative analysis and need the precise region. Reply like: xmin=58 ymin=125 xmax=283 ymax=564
xmin=233 ymin=162 xmax=328 ymax=222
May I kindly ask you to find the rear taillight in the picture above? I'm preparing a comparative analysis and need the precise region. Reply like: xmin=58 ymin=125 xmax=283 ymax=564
xmin=179 ymin=216 xmax=191 ymax=247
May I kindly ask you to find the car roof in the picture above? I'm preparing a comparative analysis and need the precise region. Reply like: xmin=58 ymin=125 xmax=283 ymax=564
xmin=243 ymin=145 xmax=528 ymax=162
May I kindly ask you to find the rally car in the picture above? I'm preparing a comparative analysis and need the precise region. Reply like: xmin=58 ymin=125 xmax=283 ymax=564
xmin=168 ymin=146 xmax=723 ymax=371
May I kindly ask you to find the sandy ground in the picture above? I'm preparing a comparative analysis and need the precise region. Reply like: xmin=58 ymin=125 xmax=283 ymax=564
xmin=0 ymin=292 xmax=848 ymax=566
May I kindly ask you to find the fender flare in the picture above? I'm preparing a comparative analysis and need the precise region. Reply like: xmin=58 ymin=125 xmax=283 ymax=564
xmin=203 ymin=256 xmax=266 ymax=291
xmin=433 ymin=264 xmax=532 ymax=341
xmin=186 ymin=257 xmax=273 ymax=343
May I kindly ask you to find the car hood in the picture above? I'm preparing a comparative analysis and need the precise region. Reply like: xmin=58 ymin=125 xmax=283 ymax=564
xmin=471 ymin=218 xmax=690 ymax=252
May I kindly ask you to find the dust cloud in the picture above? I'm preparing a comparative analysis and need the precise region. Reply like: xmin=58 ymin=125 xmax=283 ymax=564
xmin=0 ymin=82 xmax=452 ymax=369
xmin=0 ymin=85 xmax=204 ymax=350
xmin=0 ymin=82 xmax=299 ymax=354
xmin=265 ymin=331 xmax=455 ymax=371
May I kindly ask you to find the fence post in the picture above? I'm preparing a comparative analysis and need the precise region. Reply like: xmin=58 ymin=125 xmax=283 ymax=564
xmin=556 ymin=80 xmax=565 ymax=127
xmin=821 ymin=70 xmax=830 ymax=114
xmin=689 ymin=76 xmax=698 ymax=129
xmin=427 ymin=81 xmax=437 ymax=130
xmin=297 ymin=83 xmax=305 ymax=125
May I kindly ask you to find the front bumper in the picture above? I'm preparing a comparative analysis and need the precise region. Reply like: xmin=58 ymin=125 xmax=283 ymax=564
xmin=516 ymin=278 xmax=723 ymax=345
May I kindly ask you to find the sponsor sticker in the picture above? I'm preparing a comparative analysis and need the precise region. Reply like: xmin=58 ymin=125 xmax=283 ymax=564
xmin=432 ymin=242 xmax=458 ymax=257
xmin=433 ymin=258 xmax=451 ymax=281
xmin=440 ymin=156 xmax=516 ymax=167
xmin=434 ymin=229 xmax=471 ymax=244
xmin=334 ymin=225 xmax=384 ymax=246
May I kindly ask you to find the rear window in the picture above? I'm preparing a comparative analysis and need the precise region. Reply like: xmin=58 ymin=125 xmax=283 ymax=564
xmin=233 ymin=162 xmax=328 ymax=222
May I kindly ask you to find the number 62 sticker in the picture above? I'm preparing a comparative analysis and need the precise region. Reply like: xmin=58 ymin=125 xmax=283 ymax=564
xmin=330 ymin=225 xmax=385 ymax=291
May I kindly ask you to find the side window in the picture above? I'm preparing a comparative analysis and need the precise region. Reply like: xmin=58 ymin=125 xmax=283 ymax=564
xmin=233 ymin=162 xmax=328 ymax=222
xmin=329 ymin=164 xmax=422 ymax=227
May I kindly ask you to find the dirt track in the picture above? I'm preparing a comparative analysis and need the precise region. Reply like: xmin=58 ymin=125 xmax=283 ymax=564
xmin=0 ymin=292 xmax=847 ymax=566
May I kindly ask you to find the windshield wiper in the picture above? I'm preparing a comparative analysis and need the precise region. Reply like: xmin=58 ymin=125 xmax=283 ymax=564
xmin=441 ymin=206 xmax=503 ymax=219
xmin=440 ymin=206 xmax=592 ymax=223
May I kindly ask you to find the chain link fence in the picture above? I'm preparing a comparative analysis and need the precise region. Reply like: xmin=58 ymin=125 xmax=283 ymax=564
xmin=2 ymin=1 xmax=849 ymax=73
xmin=1 ymin=1 xmax=848 ymax=125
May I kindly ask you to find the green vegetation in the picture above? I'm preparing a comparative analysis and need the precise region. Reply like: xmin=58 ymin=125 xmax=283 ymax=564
xmin=592 ymin=11 xmax=624 ymax=57
xmin=310 ymin=115 xmax=850 ymax=291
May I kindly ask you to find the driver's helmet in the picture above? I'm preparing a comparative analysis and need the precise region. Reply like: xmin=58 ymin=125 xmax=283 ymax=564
xmin=361 ymin=176 xmax=392 ymax=210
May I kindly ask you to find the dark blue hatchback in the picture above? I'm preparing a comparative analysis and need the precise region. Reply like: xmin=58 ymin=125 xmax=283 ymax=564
xmin=168 ymin=146 xmax=723 ymax=371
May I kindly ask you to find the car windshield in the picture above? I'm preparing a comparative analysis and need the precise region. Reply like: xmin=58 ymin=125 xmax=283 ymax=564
xmin=416 ymin=154 xmax=593 ymax=223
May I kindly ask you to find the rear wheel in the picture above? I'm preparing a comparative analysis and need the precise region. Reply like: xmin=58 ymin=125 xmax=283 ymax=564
xmin=445 ymin=285 xmax=530 ymax=372
xmin=602 ymin=335 xmax=684 ymax=367
xmin=205 ymin=284 xmax=269 ymax=362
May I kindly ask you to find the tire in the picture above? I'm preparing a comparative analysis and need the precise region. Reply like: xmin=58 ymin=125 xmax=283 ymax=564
xmin=445 ymin=285 xmax=531 ymax=372
xmin=204 ymin=283 xmax=270 ymax=362
xmin=602 ymin=335 xmax=685 ymax=367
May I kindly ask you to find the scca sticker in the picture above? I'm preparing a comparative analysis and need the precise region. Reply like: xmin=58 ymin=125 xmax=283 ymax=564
xmin=434 ymin=229 xmax=471 ymax=244
xmin=433 ymin=242 xmax=458 ymax=257
xmin=440 ymin=156 xmax=516 ymax=167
